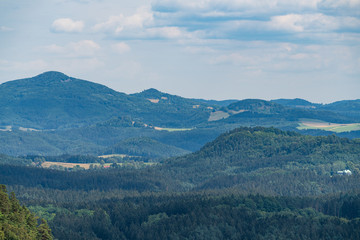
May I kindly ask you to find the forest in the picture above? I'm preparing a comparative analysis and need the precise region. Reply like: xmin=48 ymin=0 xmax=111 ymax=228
xmin=1 ymin=127 xmax=360 ymax=239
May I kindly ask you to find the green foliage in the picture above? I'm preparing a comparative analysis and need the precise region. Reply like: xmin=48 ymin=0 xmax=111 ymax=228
xmin=0 ymin=154 xmax=31 ymax=166
xmin=0 ymin=185 xmax=53 ymax=239
xmin=29 ymin=192 xmax=360 ymax=240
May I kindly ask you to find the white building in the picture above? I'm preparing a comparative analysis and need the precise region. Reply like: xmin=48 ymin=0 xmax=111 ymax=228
xmin=337 ymin=170 xmax=352 ymax=176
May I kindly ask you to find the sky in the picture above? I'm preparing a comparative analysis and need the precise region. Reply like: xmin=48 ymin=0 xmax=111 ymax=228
xmin=0 ymin=0 xmax=359 ymax=103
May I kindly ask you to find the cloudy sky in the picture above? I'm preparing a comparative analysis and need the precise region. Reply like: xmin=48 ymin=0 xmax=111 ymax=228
xmin=0 ymin=0 xmax=359 ymax=103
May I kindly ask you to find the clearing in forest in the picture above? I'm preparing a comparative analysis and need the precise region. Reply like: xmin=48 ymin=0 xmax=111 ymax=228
xmin=297 ymin=119 xmax=360 ymax=133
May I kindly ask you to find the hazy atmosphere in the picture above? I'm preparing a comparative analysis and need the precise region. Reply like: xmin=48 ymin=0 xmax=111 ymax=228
xmin=1 ymin=0 xmax=359 ymax=103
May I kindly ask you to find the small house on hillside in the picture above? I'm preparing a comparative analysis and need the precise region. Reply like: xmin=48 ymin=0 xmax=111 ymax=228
xmin=337 ymin=170 xmax=352 ymax=176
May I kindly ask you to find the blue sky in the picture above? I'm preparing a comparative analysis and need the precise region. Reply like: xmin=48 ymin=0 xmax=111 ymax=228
xmin=0 ymin=0 xmax=359 ymax=103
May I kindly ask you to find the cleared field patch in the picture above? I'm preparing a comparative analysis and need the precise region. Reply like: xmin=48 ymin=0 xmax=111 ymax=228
xmin=154 ymin=127 xmax=193 ymax=132
xmin=98 ymin=154 xmax=127 ymax=158
xmin=19 ymin=127 xmax=41 ymax=132
xmin=41 ymin=161 xmax=101 ymax=169
xmin=208 ymin=111 xmax=230 ymax=121
xmin=42 ymin=161 xmax=157 ymax=170
xmin=0 ymin=126 xmax=12 ymax=132
xmin=297 ymin=119 xmax=360 ymax=133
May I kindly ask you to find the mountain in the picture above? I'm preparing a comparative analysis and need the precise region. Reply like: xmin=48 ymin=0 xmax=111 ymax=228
xmin=0 ymin=72 xmax=215 ymax=129
xmin=164 ymin=127 xmax=360 ymax=195
xmin=130 ymin=88 xmax=215 ymax=127
xmin=321 ymin=99 xmax=360 ymax=112
xmin=1 ymin=71 xmax=359 ymax=157
xmin=227 ymin=99 xmax=285 ymax=114
xmin=0 ymin=71 xmax=135 ymax=129
xmin=216 ymin=99 xmax=358 ymax=126
xmin=271 ymin=98 xmax=320 ymax=109
xmin=192 ymin=98 xmax=239 ymax=107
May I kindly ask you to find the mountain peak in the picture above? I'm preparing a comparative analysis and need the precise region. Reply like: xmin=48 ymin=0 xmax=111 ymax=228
xmin=34 ymin=71 xmax=71 ymax=82
xmin=142 ymin=88 xmax=163 ymax=94
xmin=134 ymin=88 xmax=167 ymax=98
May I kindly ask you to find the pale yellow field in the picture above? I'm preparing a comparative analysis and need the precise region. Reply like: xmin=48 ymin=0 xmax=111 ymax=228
xmin=41 ymin=161 xmax=102 ymax=169
xmin=297 ymin=119 xmax=360 ymax=133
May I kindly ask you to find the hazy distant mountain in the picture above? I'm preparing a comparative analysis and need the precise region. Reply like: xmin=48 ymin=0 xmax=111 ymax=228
xmin=193 ymin=98 xmax=239 ymax=107
xmin=130 ymin=88 xmax=215 ymax=127
xmin=271 ymin=98 xmax=320 ymax=109
xmin=0 ymin=72 xmax=214 ymax=129
xmin=1 ymin=71 xmax=359 ymax=157
xmin=227 ymin=99 xmax=285 ymax=114
xmin=321 ymin=99 xmax=360 ymax=112
xmin=0 ymin=71 xmax=136 ymax=129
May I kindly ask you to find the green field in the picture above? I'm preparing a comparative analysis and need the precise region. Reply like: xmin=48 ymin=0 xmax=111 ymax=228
xmin=297 ymin=119 xmax=360 ymax=133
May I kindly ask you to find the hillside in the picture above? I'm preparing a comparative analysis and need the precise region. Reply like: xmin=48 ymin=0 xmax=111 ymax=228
xmin=104 ymin=137 xmax=190 ymax=158
xmin=0 ymin=72 xmax=214 ymax=130
xmin=0 ymin=71 xmax=136 ymax=129
xmin=130 ymin=88 xmax=214 ymax=127
xmin=227 ymin=99 xmax=285 ymax=114
xmin=164 ymin=127 xmax=360 ymax=195
xmin=321 ymin=99 xmax=360 ymax=112
xmin=271 ymin=98 xmax=320 ymax=109
xmin=2 ymin=127 xmax=360 ymax=239
xmin=0 ymin=71 xmax=359 ymax=157
xmin=2 ymin=127 xmax=360 ymax=196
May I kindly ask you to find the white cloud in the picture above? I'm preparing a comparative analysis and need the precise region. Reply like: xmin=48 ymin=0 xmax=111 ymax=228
xmin=93 ymin=6 xmax=153 ymax=34
xmin=112 ymin=42 xmax=131 ymax=54
xmin=45 ymin=40 xmax=100 ymax=57
xmin=205 ymin=41 xmax=359 ymax=76
xmin=51 ymin=18 xmax=84 ymax=33
xmin=93 ymin=5 xmax=201 ymax=40
xmin=146 ymin=27 xmax=185 ymax=39
xmin=268 ymin=13 xmax=360 ymax=32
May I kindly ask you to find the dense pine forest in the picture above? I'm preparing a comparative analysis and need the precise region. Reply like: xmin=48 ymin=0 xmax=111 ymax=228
xmin=1 ymin=127 xmax=360 ymax=239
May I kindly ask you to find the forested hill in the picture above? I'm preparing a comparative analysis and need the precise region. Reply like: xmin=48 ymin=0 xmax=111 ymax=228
xmin=221 ymin=99 xmax=358 ymax=124
xmin=164 ymin=127 xmax=360 ymax=195
xmin=0 ymin=71 xmax=133 ymax=129
xmin=0 ymin=71 xmax=214 ymax=129
xmin=1 ymin=71 xmax=359 ymax=157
